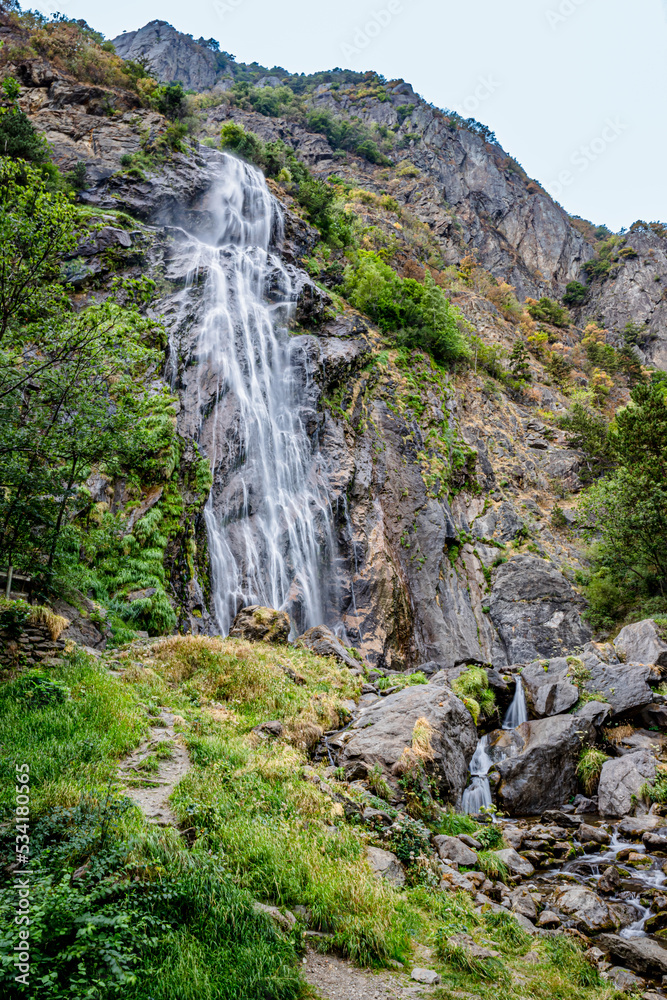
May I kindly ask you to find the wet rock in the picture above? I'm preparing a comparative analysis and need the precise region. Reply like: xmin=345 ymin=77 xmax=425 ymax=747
xmin=433 ymin=835 xmax=478 ymax=866
xmin=488 ymin=556 xmax=591 ymax=663
xmin=521 ymin=657 xmax=579 ymax=717
xmin=597 ymin=935 xmax=667 ymax=978
xmin=614 ymin=619 xmax=667 ymax=669
xmin=618 ymin=815 xmax=665 ymax=838
xmin=553 ymin=886 xmax=619 ymax=933
xmin=229 ymin=606 xmax=291 ymax=644
xmin=493 ymin=715 xmax=595 ymax=815
xmin=597 ymin=750 xmax=656 ymax=817
xmin=606 ymin=967 xmax=646 ymax=992
xmin=502 ymin=825 xmax=524 ymax=850
xmin=573 ymin=794 xmax=598 ymax=814
xmin=366 ymin=847 xmax=405 ymax=887
xmin=338 ymin=683 xmax=477 ymax=807
xmin=537 ymin=910 xmax=561 ymax=927
xmin=494 ymin=848 xmax=535 ymax=877
xmin=411 ymin=968 xmax=441 ymax=985
xmin=644 ymin=832 xmax=667 ymax=852
xmin=578 ymin=823 xmax=611 ymax=845
xmin=645 ymin=911 xmax=667 ymax=933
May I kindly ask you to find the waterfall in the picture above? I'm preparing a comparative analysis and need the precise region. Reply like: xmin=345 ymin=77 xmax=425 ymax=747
xmin=178 ymin=153 xmax=334 ymax=635
xmin=503 ymin=676 xmax=528 ymax=730
xmin=461 ymin=734 xmax=493 ymax=814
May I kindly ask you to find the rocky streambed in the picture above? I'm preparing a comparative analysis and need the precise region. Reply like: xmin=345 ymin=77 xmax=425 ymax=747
xmin=296 ymin=616 xmax=667 ymax=992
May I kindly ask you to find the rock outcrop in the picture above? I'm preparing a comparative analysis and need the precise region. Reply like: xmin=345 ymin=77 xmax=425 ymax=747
xmin=338 ymin=682 xmax=478 ymax=806
xmin=489 ymin=557 xmax=591 ymax=664
xmin=614 ymin=618 xmax=667 ymax=669
xmin=597 ymin=750 xmax=656 ymax=817
xmin=492 ymin=714 xmax=596 ymax=815
xmin=228 ymin=606 xmax=291 ymax=645
xmin=113 ymin=21 xmax=224 ymax=92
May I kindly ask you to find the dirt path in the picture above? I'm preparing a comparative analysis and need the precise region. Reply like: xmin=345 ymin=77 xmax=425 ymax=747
xmin=118 ymin=709 xmax=190 ymax=826
xmin=303 ymin=949 xmax=441 ymax=1000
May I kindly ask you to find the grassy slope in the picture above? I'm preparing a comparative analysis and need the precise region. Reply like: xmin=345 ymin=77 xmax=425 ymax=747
xmin=0 ymin=641 xmax=624 ymax=1000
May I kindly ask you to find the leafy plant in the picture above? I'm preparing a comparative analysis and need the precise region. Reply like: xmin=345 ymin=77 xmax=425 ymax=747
xmin=576 ymin=746 xmax=608 ymax=794
xmin=525 ymin=296 xmax=570 ymax=327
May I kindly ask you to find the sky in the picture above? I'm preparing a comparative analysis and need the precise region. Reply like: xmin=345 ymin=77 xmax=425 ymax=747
xmin=30 ymin=0 xmax=667 ymax=232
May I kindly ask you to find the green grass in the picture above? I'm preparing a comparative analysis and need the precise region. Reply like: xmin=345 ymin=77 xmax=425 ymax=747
xmin=451 ymin=667 xmax=496 ymax=724
xmin=576 ymin=746 xmax=609 ymax=795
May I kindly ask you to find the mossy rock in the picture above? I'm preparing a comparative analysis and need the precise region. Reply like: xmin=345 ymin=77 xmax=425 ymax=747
xmin=229 ymin=605 xmax=291 ymax=644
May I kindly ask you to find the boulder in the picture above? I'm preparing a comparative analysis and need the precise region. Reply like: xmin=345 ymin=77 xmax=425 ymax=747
xmin=582 ymin=659 xmax=656 ymax=716
xmin=297 ymin=624 xmax=361 ymax=670
xmin=552 ymin=886 xmax=619 ymax=933
xmin=614 ymin=619 xmax=667 ymax=668
xmin=510 ymin=888 xmax=538 ymax=920
xmin=606 ymin=967 xmax=645 ymax=992
xmin=493 ymin=714 xmax=595 ymax=815
xmin=411 ymin=968 xmax=441 ymax=985
xmin=365 ymin=847 xmax=405 ymax=887
xmin=488 ymin=556 xmax=591 ymax=663
xmin=578 ymin=823 xmax=611 ymax=845
xmin=229 ymin=605 xmax=290 ymax=644
xmin=597 ymin=750 xmax=656 ymax=817
xmin=596 ymin=934 xmax=667 ymax=978
xmin=338 ymin=683 xmax=478 ymax=807
xmin=433 ymin=835 xmax=478 ymax=866
xmin=521 ymin=657 xmax=579 ymax=717
xmin=537 ymin=910 xmax=561 ymax=927
xmin=617 ymin=815 xmax=664 ymax=837
xmin=494 ymin=848 xmax=534 ymax=877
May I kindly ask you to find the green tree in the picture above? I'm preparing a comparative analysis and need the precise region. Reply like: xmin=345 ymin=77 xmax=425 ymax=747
xmin=0 ymin=158 xmax=79 ymax=343
xmin=507 ymin=340 xmax=531 ymax=383
xmin=558 ymin=397 xmax=612 ymax=481
xmin=0 ymin=76 xmax=49 ymax=163
xmin=562 ymin=281 xmax=588 ymax=307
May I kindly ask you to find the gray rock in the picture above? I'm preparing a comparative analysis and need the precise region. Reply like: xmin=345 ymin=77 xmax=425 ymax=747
xmin=494 ymin=848 xmax=535 ymax=877
xmin=614 ymin=618 xmax=667 ymax=668
xmin=229 ymin=606 xmax=290 ymax=644
xmin=489 ymin=557 xmax=591 ymax=664
xmin=575 ymin=700 xmax=612 ymax=727
xmin=493 ymin=714 xmax=595 ymax=815
xmin=582 ymin=659 xmax=656 ymax=716
xmin=510 ymin=888 xmax=537 ymax=920
xmin=553 ymin=886 xmax=619 ymax=933
xmin=537 ymin=910 xmax=561 ymax=927
xmin=366 ymin=847 xmax=405 ymax=887
xmin=521 ymin=657 xmax=579 ymax=717
xmin=578 ymin=823 xmax=611 ymax=845
xmin=252 ymin=901 xmax=297 ymax=932
xmin=338 ymin=683 xmax=478 ymax=807
xmin=411 ymin=968 xmax=441 ymax=984
xmin=297 ymin=624 xmax=361 ymax=669
xmin=597 ymin=934 xmax=667 ymax=978
xmin=597 ymin=750 xmax=656 ymax=817
xmin=598 ymin=866 xmax=621 ymax=894
xmin=433 ymin=835 xmax=478 ymax=866
xmin=113 ymin=21 xmax=222 ymax=91
xmin=606 ymin=967 xmax=645 ymax=992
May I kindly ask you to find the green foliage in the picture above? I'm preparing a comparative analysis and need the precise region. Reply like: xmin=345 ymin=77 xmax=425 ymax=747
xmin=474 ymin=850 xmax=509 ymax=882
xmin=0 ymin=596 xmax=32 ymax=637
xmin=579 ymin=379 xmax=667 ymax=625
xmin=451 ymin=667 xmax=496 ymax=721
xmin=507 ymin=340 xmax=531 ymax=384
xmin=0 ymin=77 xmax=49 ymax=163
xmin=474 ymin=824 xmax=504 ymax=850
xmin=525 ymin=296 xmax=570 ymax=327
xmin=582 ymin=234 xmax=623 ymax=281
xmin=562 ymin=280 xmax=588 ymax=307
xmin=306 ymin=108 xmax=391 ymax=165
xmin=0 ymin=157 xmax=78 ymax=342
xmin=152 ymin=81 xmax=188 ymax=120
xmin=10 ymin=671 xmax=69 ymax=708
xmin=558 ymin=399 xmax=613 ymax=481
xmin=542 ymin=937 xmax=603 ymax=988
xmin=367 ymin=762 xmax=393 ymax=801
xmin=576 ymin=746 xmax=608 ymax=794
xmin=343 ymin=251 xmax=470 ymax=366
xmin=641 ymin=765 xmax=667 ymax=804
xmin=434 ymin=810 xmax=478 ymax=837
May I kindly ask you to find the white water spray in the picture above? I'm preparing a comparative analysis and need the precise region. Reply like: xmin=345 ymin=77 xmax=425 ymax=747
xmin=503 ymin=676 xmax=528 ymax=729
xmin=177 ymin=153 xmax=334 ymax=634
xmin=461 ymin=734 xmax=493 ymax=814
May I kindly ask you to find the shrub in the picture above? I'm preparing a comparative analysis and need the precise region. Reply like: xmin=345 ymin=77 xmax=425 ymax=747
xmin=525 ymin=296 xmax=570 ymax=327
xmin=562 ymin=281 xmax=588 ymax=307
xmin=576 ymin=746 xmax=608 ymax=794
xmin=451 ymin=667 xmax=496 ymax=721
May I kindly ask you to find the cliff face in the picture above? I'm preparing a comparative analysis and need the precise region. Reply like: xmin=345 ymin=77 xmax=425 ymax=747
xmin=112 ymin=20 xmax=224 ymax=92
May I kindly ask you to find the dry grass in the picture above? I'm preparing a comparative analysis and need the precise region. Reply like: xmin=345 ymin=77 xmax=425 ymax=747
xmin=604 ymin=723 xmax=635 ymax=743
xmin=30 ymin=606 xmax=70 ymax=640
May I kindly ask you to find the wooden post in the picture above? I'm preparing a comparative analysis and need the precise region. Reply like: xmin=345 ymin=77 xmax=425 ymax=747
xmin=5 ymin=565 xmax=13 ymax=599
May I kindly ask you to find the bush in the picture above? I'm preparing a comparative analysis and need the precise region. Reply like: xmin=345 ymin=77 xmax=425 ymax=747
xmin=0 ymin=76 xmax=49 ymax=162
xmin=576 ymin=746 xmax=608 ymax=794
xmin=562 ymin=280 xmax=588 ymax=307
xmin=525 ymin=297 xmax=570 ymax=327
xmin=451 ymin=667 xmax=496 ymax=721
xmin=343 ymin=251 xmax=470 ymax=366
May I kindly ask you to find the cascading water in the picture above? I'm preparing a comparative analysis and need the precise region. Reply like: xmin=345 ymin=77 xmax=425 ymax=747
xmin=503 ymin=676 xmax=528 ymax=729
xmin=462 ymin=675 xmax=527 ymax=813
xmin=461 ymin=734 xmax=493 ymax=814
xmin=177 ymin=153 xmax=335 ymax=635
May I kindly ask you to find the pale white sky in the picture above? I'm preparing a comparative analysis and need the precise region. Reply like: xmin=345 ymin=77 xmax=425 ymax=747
xmin=31 ymin=0 xmax=667 ymax=232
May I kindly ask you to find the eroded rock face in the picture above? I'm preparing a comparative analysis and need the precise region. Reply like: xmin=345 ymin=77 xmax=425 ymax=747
xmin=489 ymin=556 xmax=591 ymax=663
xmin=597 ymin=750 xmax=656 ymax=817
xmin=492 ymin=714 xmax=595 ymax=815
xmin=338 ymin=683 xmax=478 ymax=807
xmin=614 ymin=619 xmax=667 ymax=669
xmin=228 ymin=606 xmax=291 ymax=644
xmin=113 ymin=21 xmax=223 ymax=92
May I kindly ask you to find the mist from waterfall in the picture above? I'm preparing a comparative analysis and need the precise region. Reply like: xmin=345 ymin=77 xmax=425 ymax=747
xmin=503 ymin=676 xmax=528 ymax=729
xmin=178 ymin=153 xmax=334 ymax=635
